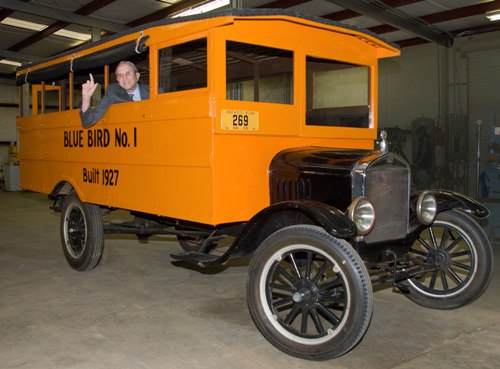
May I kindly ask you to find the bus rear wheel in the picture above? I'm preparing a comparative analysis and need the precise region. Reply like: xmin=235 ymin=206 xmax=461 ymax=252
xmin=60 ymin=191 xmax=104 ymax=271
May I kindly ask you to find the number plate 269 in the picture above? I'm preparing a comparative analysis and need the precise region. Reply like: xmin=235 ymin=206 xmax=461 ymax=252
xmin=221 ymin=109 xmax=259 ymax=131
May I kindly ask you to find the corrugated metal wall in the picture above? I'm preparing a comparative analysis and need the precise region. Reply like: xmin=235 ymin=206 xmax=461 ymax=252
xmin=468 ymin=49 xmax=500 ymax=199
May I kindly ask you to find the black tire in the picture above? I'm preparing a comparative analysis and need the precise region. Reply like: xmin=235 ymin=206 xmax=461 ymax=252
xmin=402 ymin=210 xmax=493 ymax=309
xmin=247 ymin=225 xmax=373 ymax=361
xmin=60 ymin=191 xmax=104 ymax=271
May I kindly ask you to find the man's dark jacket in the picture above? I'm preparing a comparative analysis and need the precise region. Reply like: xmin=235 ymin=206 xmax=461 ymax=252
xmin=80 ymin=83 xmax=150 ymax=128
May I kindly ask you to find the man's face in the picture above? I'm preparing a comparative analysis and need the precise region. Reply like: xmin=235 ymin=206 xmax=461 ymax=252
xmin=115 ymin=63 xmax=140 ymax=93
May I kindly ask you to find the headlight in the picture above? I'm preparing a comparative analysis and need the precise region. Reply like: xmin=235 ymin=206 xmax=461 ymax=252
xmin=417 ymin=191 xmax=437 ymax=225
xmin=348 ymin=197 xmax=375 ymax=236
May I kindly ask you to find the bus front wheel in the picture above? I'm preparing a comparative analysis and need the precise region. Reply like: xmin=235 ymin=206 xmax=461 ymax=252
xmin=60 ymin=191 xmax=104 ymax=271
xmin=247 ymin=225 xmax=373 ymax=360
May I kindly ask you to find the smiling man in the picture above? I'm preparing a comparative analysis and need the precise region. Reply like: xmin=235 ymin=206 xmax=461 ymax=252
xmin=80 ymin=61 xmax=150 ymax=128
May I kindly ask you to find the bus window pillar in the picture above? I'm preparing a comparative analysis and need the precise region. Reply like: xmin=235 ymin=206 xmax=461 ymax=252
xmin=91 ymin=27 xmax=102 ymax=104
xmin=20 ymin=83 xmax=30 ymax=117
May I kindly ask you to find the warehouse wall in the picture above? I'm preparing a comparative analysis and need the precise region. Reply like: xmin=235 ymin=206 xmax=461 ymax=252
xmin=379 ymin=43 xmax=440 ymax=128
xmin=465 ymin=37 xmax=500 ymax=199
xmin=378 ymin=30 xmax=500 ymax=197
xmin=378 ymin=41 xmax=463 ymax=192
xmin=0 ymin=82 xmax=18 ymax=167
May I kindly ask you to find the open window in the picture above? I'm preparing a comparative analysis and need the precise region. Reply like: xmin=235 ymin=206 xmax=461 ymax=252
xmin=158 ymin=38 xmax=207 ymax=93
xmin=226 ymin=41 xmax=293 ymax=105
xmin=31 ymin=84 xmax=61 ymax=115
xmin=17 ymin=37 xmax=150 ymax=115
xmin=73 ymin=53 xmax=150 ymax=109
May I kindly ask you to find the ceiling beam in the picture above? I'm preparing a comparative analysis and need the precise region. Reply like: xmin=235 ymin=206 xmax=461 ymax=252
xmin=7 ymin=0 xmax=118 ymax=52
xmin=398 ymin=23 xmax=500 ymax=48
xmin=372 ymin=0 xmax=500 ymax=48
xmin=324 ymin=0 xmax=454 ymax=47
xmin=370 ymin=0 xmax=500 ymax=35
xmin=323 ymin=9 xmax=359 ymax=21
xmin=126 ymin=0 xmax=207 ymax=27
xmin=0 ymin=0 xmax=30 ymax=21
xmin=8 ymin=22 xmax=76 ymax=52
xmin=419 ymin=0 xmax=500 ymax=24
xmin=0 ymin=48 xmax=40 ymax=62
xmin=0 ymin=0 xmax=127 ymax=32
xmin=256 ymin=0 xmax=309 ymax=8
xmin=322 ymin=0 xmax=422 ymax=21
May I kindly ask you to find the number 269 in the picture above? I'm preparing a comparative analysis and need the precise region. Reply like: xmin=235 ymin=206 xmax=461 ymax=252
xmin=232 ymin=114 xmax=249 ymax=126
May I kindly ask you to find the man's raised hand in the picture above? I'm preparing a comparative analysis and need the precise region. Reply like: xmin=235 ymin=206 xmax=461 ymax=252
xmin=82 ymin=73 xmax=99 ymax=99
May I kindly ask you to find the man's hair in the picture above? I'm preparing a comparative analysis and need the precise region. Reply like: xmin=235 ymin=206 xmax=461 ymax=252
xmin=115 ymin=60 xmax=138 ymax=73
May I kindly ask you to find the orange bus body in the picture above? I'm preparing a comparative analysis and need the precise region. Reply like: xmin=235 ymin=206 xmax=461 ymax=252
xmin=17 ymin=12 xmax=399 ymax=226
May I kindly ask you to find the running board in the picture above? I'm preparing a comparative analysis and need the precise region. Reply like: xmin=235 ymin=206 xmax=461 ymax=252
xmin=170 ymin=251 xmax=228 ymax=268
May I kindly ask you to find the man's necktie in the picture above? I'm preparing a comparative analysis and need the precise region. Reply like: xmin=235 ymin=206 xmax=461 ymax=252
xmin=129 ymin=93 xmax=134 ymax=101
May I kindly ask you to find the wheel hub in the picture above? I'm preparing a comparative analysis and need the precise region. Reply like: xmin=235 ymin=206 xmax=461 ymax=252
xmin=292 ymin=279 xmax=319 ymax=305
xmin=428 ymin=249 xmax=449 ymax=268
xmin=66 ymin=207 xmax=85 ymax=254
xmin=292 ymin=289 xmax=311 ymax=303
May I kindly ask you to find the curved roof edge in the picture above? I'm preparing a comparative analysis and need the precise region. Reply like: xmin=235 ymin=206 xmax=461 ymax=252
xmin=17 ymin=8 xmax=399 ymax=76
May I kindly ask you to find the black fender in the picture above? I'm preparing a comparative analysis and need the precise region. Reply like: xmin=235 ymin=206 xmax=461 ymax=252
xmin=411 ymin=190 xmax=489 ymax=219
xmin=49 ymin=181 xmax=74 ymax=198
xmin=229 ymin=200 xmax=356 ymax=259
xmin=48 ymin=181 xmax=75 ymax=212
xmin=170 ymin=200 xmax=357 ymax=268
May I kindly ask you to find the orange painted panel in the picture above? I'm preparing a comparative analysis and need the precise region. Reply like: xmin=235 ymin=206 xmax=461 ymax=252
xmin=17 ymin=13 xmax=399 ymax=225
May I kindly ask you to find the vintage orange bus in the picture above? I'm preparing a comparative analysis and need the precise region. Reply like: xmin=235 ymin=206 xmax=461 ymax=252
xmin=16 ymin=9 xmax=492 ymax=360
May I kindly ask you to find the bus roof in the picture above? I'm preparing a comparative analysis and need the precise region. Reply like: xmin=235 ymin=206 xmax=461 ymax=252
xmin=16 ymin=8 xmax=400 ymax=85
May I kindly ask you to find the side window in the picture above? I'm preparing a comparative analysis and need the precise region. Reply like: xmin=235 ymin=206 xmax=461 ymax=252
xmin=31 ymin=84 xmax=61 ymax=115
xmin=73 ymin=54 xmax=149 ymax=108
xmin=43 ymin=87 xmax=61 ymax=113
xmin=306 ymin=57 xmax=370 ymax=128
xmin=226 ymin=41 xmax=293 ymax=104
xmin=18 ymin=43 xmax=150 ymax=116
xmin=158 ymin=38 xmax=207 ymax=93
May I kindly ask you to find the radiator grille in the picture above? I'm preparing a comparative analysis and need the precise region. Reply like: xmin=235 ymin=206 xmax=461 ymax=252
xmin=363 ymin=159 xmax=409 ymax=244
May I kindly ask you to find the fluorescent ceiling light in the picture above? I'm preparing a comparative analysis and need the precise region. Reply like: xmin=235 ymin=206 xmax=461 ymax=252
xmin=2 ymin=17 xmax=45 ymax=31
xmin=1 ymin=17 xmax=91 ymax=41
xmin=0 ymin=59 xmax=22 ymax=67
xmin=173 ymin=0 xmax=230 ymax=18
xmin=55 ymin=29 xmax=92 ymax=41
xmin=486 ymin=10 xmax=500 ymax=21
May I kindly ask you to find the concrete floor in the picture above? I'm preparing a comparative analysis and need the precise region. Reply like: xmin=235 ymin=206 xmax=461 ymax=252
xmin=1 ymin=190 xmax=500 ymax=369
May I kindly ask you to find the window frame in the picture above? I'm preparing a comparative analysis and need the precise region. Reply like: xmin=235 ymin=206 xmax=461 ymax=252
xmin=154 ymin=35 xmax=210 ymax=97
xmin=225 ymin=40 xmax=294 ymax=106
xmin=305 ymin=55 xmax=371 ymax=129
